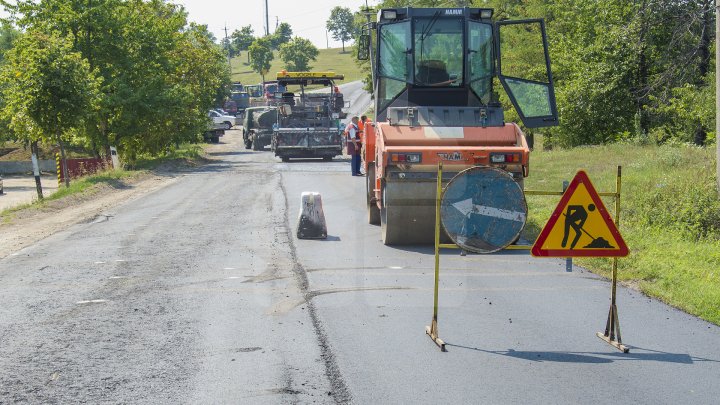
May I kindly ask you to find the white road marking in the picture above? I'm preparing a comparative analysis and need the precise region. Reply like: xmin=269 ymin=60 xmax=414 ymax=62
xmin=95 ymin=261 xmax=106 ymax=264
xmin=388 ymin=266 xmax=404 ymax=269
xmin=76 ymin=299 xmax=107 ymax=304
xmin=452 ymin=198 xmax=526 ymax=223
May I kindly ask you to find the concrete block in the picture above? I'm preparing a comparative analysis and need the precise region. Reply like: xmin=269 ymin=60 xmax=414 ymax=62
xmin=297 ymin=192 xmax=327 ymax=239
xmin=0 ymin=160 xmax=56 ymax=174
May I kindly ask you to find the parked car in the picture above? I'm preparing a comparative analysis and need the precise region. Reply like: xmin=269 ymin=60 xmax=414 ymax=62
xmin=208 ymin=110 xmax=235 ymax=130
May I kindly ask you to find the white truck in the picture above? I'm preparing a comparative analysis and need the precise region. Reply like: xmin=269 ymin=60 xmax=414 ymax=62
xmin=208 ymin=110 xmax=235 ymax=130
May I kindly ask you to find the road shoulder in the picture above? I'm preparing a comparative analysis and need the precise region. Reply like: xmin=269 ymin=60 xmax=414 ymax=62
xmin=0 ymin=171 xmax=180 ymax=259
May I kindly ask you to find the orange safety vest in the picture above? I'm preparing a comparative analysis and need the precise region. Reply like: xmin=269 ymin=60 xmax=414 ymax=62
xmin=357 ymin=120 xmax=365 ymax=143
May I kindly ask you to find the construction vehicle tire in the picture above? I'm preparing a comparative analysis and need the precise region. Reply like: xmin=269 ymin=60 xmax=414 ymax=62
xmin=380 ymin=180 xmax=437 ymax=245
xmin=252 ymin=137 xmax=262 ymax=151
xmin=367 ymin=165 xmax=380 ymax=225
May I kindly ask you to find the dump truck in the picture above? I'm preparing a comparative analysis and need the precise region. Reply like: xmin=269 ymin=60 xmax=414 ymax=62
xmin=242 ymin=106 xmax=277 ymax=151
xmin=245 ymin=84 xmax=265 ymax=108
xmin=229 ymin=91 xmax=251 ymax=118
xmin=270 ymin=71 xmax=345 ymax=162
xmin=358 ymin=7 xmax=558 ymax=245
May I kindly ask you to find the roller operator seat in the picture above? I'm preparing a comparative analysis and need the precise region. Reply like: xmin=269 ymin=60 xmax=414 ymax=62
xmin=416 ymin=59 xmax=450 ymax=85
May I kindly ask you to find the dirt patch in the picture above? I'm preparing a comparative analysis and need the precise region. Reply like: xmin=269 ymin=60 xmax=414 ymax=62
xmin=0 ymin=144 xmax=60 ymax=161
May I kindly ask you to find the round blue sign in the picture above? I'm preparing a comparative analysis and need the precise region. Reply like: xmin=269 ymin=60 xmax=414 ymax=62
xmin=440 ymin=166 xmax=527 ymax=253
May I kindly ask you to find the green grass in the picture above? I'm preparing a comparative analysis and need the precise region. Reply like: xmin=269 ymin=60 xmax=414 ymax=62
xmin=49 ymin=169 xmax=143 ymax=200
xmin=231 ymin=47 xmax=365 ymax=85
xmin=132 ymin=143 xmax=207 ymax=170
xmin=523 ymin=139 xmax=720 ymax=325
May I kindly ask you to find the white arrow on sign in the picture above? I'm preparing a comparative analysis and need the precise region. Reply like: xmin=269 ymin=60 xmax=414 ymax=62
xmin=452 ymin=198 xmax=526 ymax=223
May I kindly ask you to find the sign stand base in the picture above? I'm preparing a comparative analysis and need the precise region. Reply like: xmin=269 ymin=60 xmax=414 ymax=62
xmin=425 ymin=318 xmax=446 ymax=351
xmin=597 ymin=304 xmax=629 ymax=353
xmin=597 ymin=247 xmax=630 ymax=353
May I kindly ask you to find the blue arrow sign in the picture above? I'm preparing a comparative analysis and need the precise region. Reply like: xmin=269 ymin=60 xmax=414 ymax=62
xmin=440 ymin=167 xmax=527 ymax=253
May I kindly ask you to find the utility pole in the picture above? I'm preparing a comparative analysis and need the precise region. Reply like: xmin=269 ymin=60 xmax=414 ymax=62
xmin=224 ymin=24 xmax=231 ymax=67
xmin=265 ymin=0 xmax=270 ymax=36
xmin=364 ymin=0 xmax=376 ymax=89
xmin=326 ymin=29 xmax=329 ymax=49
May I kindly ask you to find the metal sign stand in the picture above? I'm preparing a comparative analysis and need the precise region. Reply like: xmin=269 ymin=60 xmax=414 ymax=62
xmin=425 ymin=164 xmax=630 ymax=353
xmin=426 ymin=161 xmax=446 ymax=351
xmin=596 ymin=167 xmax=629 ymax=352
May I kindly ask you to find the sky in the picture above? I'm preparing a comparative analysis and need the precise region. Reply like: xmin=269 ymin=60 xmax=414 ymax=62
xmin=0 ymin=0 xmax=378 ymax=48
xmin=174 ymin=0 xmax=380 ymax=49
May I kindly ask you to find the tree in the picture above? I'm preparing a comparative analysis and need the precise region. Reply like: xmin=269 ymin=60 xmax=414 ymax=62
xmin=249 ymin=36 xmax=274 ymax=82
xmin=0 ymin=30 xmax=100 ymax=186
xmin=271 ymin=22 xmax=293 ymax=50
xmin=5 ymin=0 xmax=230 ymax=160
xmin=326 ymin=6 xmax=355 ymax=53
xmin=221 ymin=37 xmax=234 ymax=58
xmin=0 ymin=22 xmax=22 ymax=141
xmin=0 ymin=22 xmax=21 ymax=64
xmin=231 ymin=25 xmax=254 ymax=63
xmin=279 ymin=37 xmax=318 ymax=71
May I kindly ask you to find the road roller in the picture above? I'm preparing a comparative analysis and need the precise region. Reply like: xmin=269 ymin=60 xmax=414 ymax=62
xmin=357 ymin=7 xmax=559 ymax=245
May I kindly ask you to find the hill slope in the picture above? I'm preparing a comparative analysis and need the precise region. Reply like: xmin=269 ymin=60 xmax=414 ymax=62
xmin=230 ymin=47 xmax=365 ymax=86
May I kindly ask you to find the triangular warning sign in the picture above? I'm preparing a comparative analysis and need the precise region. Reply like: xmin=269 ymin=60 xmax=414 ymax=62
xmin=532 ymin=171 xmax=628 ymax=257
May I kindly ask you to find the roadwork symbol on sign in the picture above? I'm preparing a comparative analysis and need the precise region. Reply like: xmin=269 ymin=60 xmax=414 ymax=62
xmin=532 ymin=171 xmax=628 ymax=257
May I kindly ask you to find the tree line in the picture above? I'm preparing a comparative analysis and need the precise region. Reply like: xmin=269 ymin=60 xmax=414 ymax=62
xmin=0 ymin=1 xmax=361 ymax=169
xmin=229 ymin=6 xmax=358 ymax=81
xmin=368 ymin=0 xmax=716 ymax=149
xmin=0 ymin=0 xmax=231 ymax=164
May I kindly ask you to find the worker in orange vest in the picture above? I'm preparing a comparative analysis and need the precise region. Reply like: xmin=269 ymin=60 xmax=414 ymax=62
xmin=358 ymin=115 xmax=367 ymax=143
xmin=345 ymin=116 xmax=362 ymax=176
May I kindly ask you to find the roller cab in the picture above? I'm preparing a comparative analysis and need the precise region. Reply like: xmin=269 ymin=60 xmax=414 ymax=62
xmin=359 ymin=7 xmax=558 ymax=245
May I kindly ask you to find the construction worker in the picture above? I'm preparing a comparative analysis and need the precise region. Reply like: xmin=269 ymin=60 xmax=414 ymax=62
xmin=358 ymin=115 xmax=369 ymax=164
xmin=345 ymin=116 xmax=362 ymax=176
xmin=358 ymin=115 xmax=368 ymax=144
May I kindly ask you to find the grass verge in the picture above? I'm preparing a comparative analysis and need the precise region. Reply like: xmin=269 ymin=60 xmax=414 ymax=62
xmin=523 ymin=140 xmax=720 ymax=325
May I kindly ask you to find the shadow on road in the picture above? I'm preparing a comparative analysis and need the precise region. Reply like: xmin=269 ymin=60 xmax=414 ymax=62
xmin=443 ymin=343 xmax=719 ymax=364
xmin=384 ymin=244 xmax=532 ymax=256
xmin=205 ymin=151 xmax=253 ymax=157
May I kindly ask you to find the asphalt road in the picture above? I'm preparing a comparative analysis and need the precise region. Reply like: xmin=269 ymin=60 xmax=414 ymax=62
xmin=1 ymin=128 xmax=719 ymax=403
